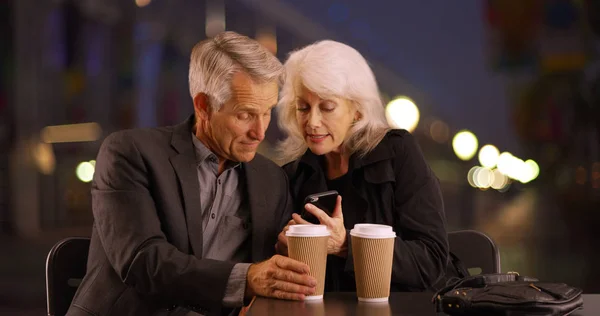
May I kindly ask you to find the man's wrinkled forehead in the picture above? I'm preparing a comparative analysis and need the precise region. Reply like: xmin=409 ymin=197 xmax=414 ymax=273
xmin=229 ymin=72 xmax=278 ymax=110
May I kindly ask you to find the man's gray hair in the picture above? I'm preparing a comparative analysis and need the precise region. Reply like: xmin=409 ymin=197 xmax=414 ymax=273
xmin=188 ymin=31 xmax=283 ymax=111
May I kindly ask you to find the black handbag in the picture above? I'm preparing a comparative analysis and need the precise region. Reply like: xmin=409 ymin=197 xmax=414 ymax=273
xmin=432 ymin=272 xmax=584 ymax=316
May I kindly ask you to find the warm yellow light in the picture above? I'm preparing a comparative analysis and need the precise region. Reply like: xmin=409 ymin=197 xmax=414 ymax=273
xmin=496 ymin=152 xmax=514 ymax=175
xmin=511 ymin=158 xmax=528 ymax=183
xmin=135 ymin=0 xmax=151 ymax=7
xmin=478 ymin=144 xmax=500 ymax=168
xmin=385 ymin=97 xmax=420 ymax=132
xmin=33 ymin=142 xmax=56 ymax=175
xmin=452 ymin=130 xmax=478 ymax=161
xmin=496 ymin=153 xmax=539 ymax=183
xmin=490 ymin=168 xmax=509 ymax=190
xmin=468 ymin=166 xmax=497 ymax=189
xmin=76 ymin=161 xmax=95 ymax=183
xmin=522 ymin=159 xmax=540 ymax=183
xmin=477 ymin=167 xmax=494 ymax=189
xmin=256 ymin=28 xmax=277 ymax=55
xmin=467 ymin=166 xmax=479 ymax=188
xmin=41 ymin=122 xmax=102 ymax=143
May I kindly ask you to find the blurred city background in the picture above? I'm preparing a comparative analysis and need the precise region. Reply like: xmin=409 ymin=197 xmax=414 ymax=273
xmin=1 ymin=0 xmax=600 ymax=314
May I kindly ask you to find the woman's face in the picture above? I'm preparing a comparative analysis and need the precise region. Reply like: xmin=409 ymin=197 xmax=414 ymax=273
xmin=295 ymin=85 xmax=359 ymax=155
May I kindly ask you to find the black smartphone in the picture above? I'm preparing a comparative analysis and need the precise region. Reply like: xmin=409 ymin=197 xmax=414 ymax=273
xmin=301 ymin=190 xmax=339 ymax=224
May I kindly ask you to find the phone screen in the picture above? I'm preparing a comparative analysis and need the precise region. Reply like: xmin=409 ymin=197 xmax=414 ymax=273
xmin=301 ymin=190 xmax=338 ymax=224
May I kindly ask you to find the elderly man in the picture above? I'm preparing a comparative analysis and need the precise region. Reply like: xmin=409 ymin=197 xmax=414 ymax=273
xmin=66 ymin=31 xmax=316 ymax=316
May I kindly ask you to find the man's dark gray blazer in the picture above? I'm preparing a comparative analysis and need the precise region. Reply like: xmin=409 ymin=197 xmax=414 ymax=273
xmin=66 ymin=117 xmax=293 ymax=316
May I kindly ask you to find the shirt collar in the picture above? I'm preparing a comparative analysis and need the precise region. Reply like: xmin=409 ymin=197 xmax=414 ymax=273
xmin=191 ymin=133 xmax=242 ymax=170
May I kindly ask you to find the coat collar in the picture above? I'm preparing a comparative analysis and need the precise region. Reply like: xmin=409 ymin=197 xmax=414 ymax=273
xmin=297 ymin=132 xmax=396 ymax=176
xmin=170 ymin=115 xmax=197 ymax=156
xmin=292 ymin=132 xmax=398 ymax=226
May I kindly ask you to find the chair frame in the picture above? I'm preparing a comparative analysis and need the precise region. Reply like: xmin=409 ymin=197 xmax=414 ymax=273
xmin=448 ymin=229 xmax=501 ymax=274
xmin=45 ymin=237 xmax=91 ymax=316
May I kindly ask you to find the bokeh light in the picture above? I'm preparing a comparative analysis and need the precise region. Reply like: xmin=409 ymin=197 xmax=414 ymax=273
xmin=467 ymin=166 xmax=511 ymax=191
xmin=429 ymin=120 xmax=450 ymax=143
xmin=467 ymin=166 xmax=479 ymax=188
xmin=385 ymin=97 xmax=420 ymax=132
xmin=76 ymin=161 xmax=95 ymax=183
xmin=496 ymin=152 xmax=540 ymax=183
xmin=575 ymin=166 xmax=587 ymax=185
xmin=33 ymin=142 xmax=56 ymax=175
xmin=491 ymin=169 xmax=509 ymax=190
xmin=452 ymin=130 xmax=478 ymax=161
xmin=41 ymin=122 xmax=102 ymax=143
xmin=256 ymin=28 xmax=277 ymax=54
xmin=522 ymin=159 xmax=540 ymax=183
xmin=135 ymin=0 xmax=151 ymax=7
xmin=478 ymin=144 xmax=500 ymax=168
xmin=496 ymin=152 xmax=514 ymax=175
xmin=475 ymin=167 xmax=493 ymax=189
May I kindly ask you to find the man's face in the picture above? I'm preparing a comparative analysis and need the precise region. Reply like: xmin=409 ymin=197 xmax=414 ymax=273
xmin=197 ymin=72 xmax=278 ymax=163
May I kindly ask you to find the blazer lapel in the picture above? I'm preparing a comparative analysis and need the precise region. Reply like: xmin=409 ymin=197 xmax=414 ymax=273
xmin=169 ymin=116 xmax=204 ymax=258
xmin=244 ymin=161 xmax=271 ymax=262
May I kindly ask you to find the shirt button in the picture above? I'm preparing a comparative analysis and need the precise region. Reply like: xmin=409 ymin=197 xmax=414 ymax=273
xmin=218 ymin=179 xmax=221 ymax=185
xmin=211 ymin=213 xmax=215 ymax=219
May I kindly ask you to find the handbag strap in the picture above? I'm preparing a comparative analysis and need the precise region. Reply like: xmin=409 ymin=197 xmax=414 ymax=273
xmin=450 ymin=251 xmax=470 ymax=279
xmin=437 ymin=273 xmax=537 ymax=296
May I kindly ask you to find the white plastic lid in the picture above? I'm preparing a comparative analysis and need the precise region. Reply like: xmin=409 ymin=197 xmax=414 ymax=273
xmin=350 ymin=224 xmax=396 ymax=239
xmin=286 ymin=224 xmax=330 ymax=237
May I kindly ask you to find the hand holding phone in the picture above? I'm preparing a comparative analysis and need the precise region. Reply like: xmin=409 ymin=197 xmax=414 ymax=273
xmin=301 ymin=190 xmax=339 ymax=224
xmin=296 ymin=190 xmax=348 ymax=257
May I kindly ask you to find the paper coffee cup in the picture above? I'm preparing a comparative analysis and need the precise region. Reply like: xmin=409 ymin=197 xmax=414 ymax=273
xmin=350 ymin=224 xmax=396 ymax=302
xmin=286 ymin=225 xmax=330 ymax=300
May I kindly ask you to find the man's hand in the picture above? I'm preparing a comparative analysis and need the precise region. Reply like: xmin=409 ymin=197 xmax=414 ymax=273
xmin=245 ymin=255 xmax=316 ymax=301
xmin=275 ymin=219 xmax=296 ymax=256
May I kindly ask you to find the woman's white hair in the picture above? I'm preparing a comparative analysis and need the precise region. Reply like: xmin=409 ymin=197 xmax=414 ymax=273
xmin=188 ymin=31 xmax=283 ymax=112
xmin=276 ymin=40 xmax=390 ymax=164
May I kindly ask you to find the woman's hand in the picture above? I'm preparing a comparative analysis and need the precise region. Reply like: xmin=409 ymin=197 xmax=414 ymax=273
xmin=275 ymin=219 xmax=297 ymax=256
xmin=292 ymin=195 xmax=348 ymax=257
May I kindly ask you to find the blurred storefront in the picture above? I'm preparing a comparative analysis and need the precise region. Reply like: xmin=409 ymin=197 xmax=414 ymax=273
xmin=4 ymin=0 xmax=455 ymax=237
xmin=2 ymin=1 xmax=600 ymax=310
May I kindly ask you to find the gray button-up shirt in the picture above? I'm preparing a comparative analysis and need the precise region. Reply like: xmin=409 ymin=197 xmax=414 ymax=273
xmin=191 ymin=135 xmax=252 ymax=312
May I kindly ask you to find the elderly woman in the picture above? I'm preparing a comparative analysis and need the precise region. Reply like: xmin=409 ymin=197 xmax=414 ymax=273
xmin=275 ymin=40 xmax=449 ymax=292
